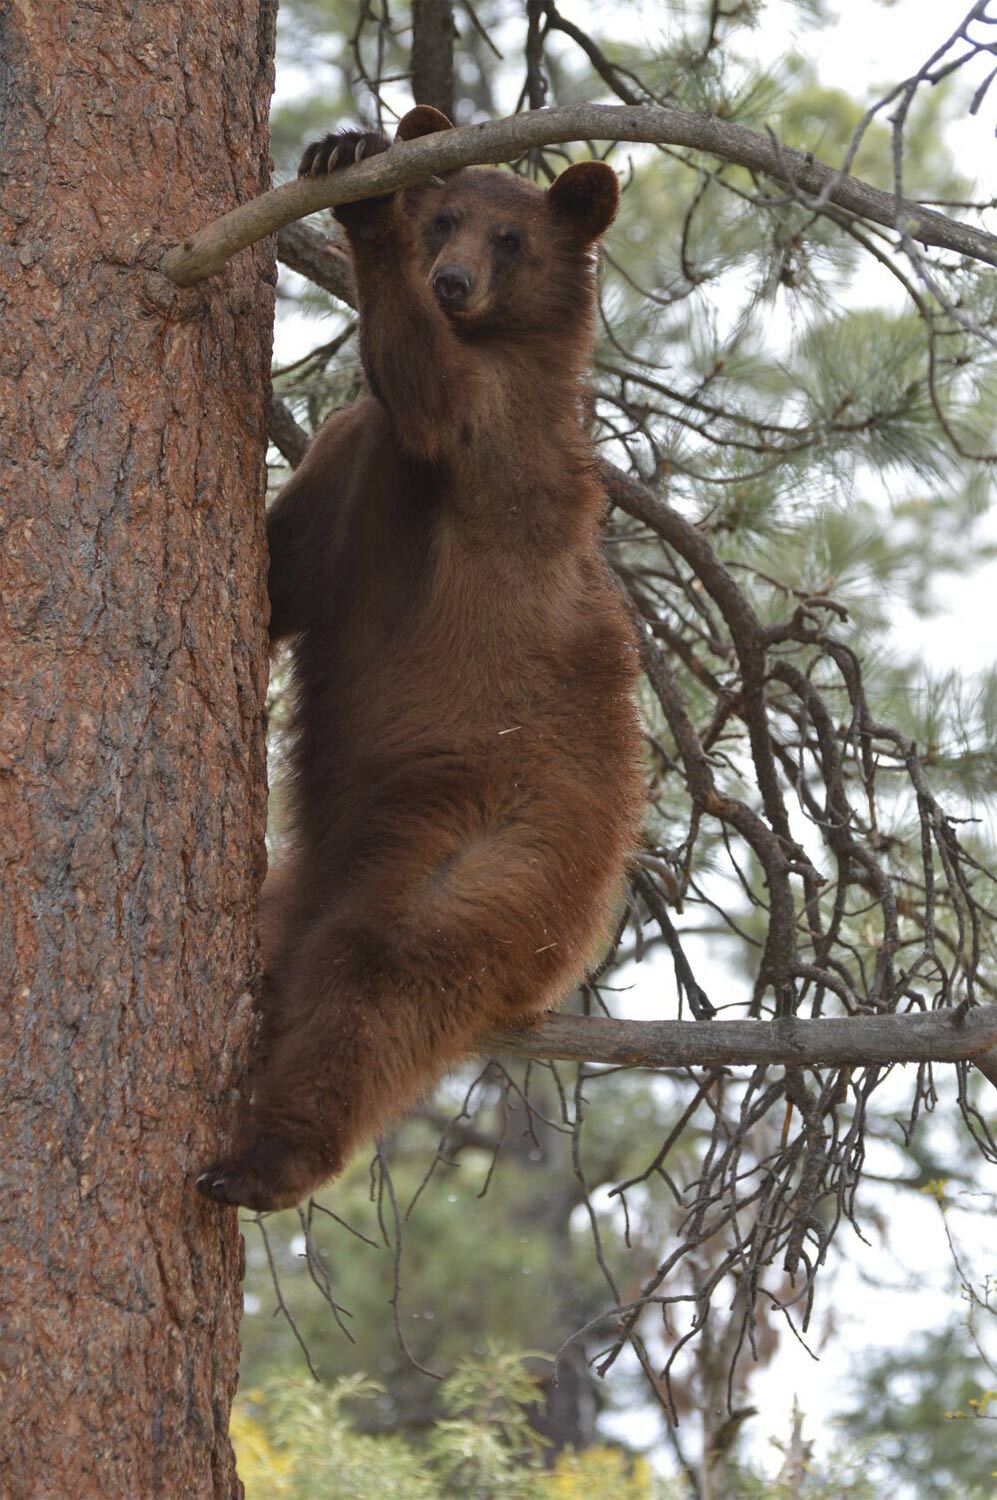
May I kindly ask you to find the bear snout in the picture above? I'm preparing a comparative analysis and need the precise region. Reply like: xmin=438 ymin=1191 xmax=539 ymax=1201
xmin=432 ymin=264 xmax=474 ymax=308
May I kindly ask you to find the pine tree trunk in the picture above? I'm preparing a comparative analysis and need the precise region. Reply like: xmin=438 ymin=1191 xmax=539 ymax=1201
xmin=411 ymin=0 xmax=456 ymax=120
xmin=0 ymin=3 xmax=276 ymax=1494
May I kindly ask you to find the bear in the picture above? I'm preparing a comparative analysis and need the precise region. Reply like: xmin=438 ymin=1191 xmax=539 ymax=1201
xmin=197 ymin=105 xmax=644 ymax=1212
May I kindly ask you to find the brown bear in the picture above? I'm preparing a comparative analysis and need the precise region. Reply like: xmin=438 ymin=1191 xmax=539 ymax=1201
xmin=197 ymin=106 xmax=644 ymax=1212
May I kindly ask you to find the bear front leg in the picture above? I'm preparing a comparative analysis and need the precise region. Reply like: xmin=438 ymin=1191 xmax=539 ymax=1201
xmin=298 ymin=108 xmax=478 ymax=464
xmin=297 ymin=106 xmax=450 ymax=237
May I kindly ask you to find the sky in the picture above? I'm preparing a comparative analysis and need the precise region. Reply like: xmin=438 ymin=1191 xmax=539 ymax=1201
xmin=270 ymin=1 xmax=996 ymax=1485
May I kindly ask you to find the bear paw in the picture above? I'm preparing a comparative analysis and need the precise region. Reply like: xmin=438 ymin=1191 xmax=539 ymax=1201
xmin=298 ymin=129 xmax=390 ymax=180
xmin=196 ymin=1136 xmax=316 ymax=1213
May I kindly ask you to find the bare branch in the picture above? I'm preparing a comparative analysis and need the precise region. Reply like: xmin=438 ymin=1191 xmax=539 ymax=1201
xmin=479 ymin=1009 xmax=997 ymax=1072
xmin=161 ymin=103 xmax=997 ymax=285
xmin=276 ymin=221 xmax=355 ymax=305
xmin=269 ymin=395 xmax=309 ymax=467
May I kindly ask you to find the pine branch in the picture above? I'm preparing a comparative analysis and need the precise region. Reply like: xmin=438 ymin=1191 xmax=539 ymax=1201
xmin=161 ymin=103 xmax=997 ymax=286
xmin=479 ymin=1008 xmax=997 ymax=1073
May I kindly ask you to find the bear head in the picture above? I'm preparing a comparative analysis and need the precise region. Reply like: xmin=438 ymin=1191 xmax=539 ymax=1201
xmin=397 ymin=109 xmax=620 ymax=339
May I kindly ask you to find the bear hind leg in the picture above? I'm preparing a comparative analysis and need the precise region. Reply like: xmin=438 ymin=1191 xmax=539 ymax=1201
xmin=197 ymin=913 xmax=484 ymax=1211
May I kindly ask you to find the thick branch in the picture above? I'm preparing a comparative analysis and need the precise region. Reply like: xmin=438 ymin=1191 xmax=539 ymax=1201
xmin=479 ymin=1008 xmax=997 ymax=1071
xmin=276 ymin=221 xmax=355 ymax=304
xmin=161 ymin=103 xmax=997 ymax=285
xmin=269 ymin=395 xmax=309 ymax=467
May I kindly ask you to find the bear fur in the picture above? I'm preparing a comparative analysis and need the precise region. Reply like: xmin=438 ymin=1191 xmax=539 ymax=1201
xmin=198 ymin=106 xmax=644 ymax=1212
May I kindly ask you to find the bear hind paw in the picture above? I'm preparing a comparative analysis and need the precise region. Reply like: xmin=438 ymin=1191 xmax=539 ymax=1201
xmin=196 ymin=1136 xmax=323 ymax=1213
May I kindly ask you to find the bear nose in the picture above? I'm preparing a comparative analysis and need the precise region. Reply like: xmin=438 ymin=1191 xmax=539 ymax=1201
xmin=432 ymin=265 xmax=473 ymax=307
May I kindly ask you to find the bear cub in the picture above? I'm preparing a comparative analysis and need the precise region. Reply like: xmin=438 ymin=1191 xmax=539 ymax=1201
xmin=198 ymin=106 xmax=644 ymax=1212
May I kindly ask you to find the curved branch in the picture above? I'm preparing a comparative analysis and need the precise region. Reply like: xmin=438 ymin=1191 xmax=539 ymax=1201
xmin=479 ymin=1008 xmax=997 ymax=1072
xmin=161 ymin=102 xmax=997 ymax=285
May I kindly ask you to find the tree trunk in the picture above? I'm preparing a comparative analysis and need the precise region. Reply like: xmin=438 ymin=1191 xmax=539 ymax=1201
xmin=411 ymin=0 xmax=456 ymax=120
xmin=0 ymin=3 xmax=276 ymax=1495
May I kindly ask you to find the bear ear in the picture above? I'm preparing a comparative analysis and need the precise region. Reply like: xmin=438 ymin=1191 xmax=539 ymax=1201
xmin=547 ymin=161 xmax=620 ymax=242
xmin=395 ymin=106 xmax=454 ymax=143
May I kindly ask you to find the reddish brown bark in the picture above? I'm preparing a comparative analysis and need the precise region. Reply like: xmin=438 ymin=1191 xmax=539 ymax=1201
xmin=0 ymin=3 xmax=276 ymax=1495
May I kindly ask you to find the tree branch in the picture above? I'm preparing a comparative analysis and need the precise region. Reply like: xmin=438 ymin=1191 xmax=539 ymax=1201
xmin=161 ymin=103 xmax=997 ymax=286
xmin=276 ymin=221 xmax=355 ymax=304
xmin=479 ymin=1008 xmax=997 ymax=1072
xmin=269 ymin=395 xmax=309 ymax=467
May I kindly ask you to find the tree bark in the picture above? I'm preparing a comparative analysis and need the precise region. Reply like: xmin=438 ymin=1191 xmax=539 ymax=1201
xmin=0 ymin=3 xmax=276 ymax=1495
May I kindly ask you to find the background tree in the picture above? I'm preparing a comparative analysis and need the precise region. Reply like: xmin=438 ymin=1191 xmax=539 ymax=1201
xmin=1 ymin=3 xmax=276 ymax=1494
xmin=837 ymin=1320 xmax=996 ymax=1498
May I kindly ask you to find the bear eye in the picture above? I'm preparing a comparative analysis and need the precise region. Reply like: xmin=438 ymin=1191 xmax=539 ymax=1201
xmin=497 ymin=231 xmax=521 ymax=254
xmin=433 ymin=213 xmax=453 ymax=236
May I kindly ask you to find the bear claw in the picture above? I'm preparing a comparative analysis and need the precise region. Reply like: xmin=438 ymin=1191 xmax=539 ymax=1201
xmin=196 ymin=1160 xmax=268 ymax=1210
xmin=298 ymin=130 xmax=389 ymax=180
xmin=196 ymin=1142 xmax=310 ymax=1213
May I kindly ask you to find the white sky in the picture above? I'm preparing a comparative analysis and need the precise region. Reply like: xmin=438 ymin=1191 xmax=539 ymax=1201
xmin=271 ymin=2 xmax=996 ymax=1486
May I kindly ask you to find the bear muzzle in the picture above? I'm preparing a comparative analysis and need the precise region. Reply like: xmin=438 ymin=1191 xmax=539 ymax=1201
xmin=432 ymin=264 xmax=474 ymax=310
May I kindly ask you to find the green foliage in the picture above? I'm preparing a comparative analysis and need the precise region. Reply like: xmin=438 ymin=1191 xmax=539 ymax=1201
xmin=234 ymin=1373 xmax=439 ymax=1498
xmin=726 ymin=1454 xmax=879 ymax=1499
xmin=233 ymin=1356 xmax=887 ymax=1499
xmin=233 ymin=1353 xmax=668 ymax=1499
